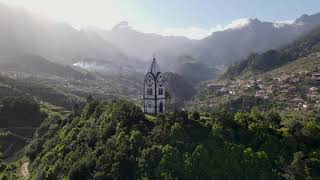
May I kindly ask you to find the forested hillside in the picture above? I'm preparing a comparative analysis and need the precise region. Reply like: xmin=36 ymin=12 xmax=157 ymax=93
xmin=1 ymin=2 xmax=320 ymax=180
xmin=0 ymin=54 xmax=94 ymax=80
xmin=0 ymin=96 xmax=59 ymax=160
xmin=1 ymin=100 xmax=320 ymax=179
xmin=190 ymin=51 xmax=320 ymax=116
xmin=224 ymin=25 xmax=320 ymax=78
xmin=164 ymin=72 xmax=195 ymax=100
xmin=176 ymin=55 xmax=218 ymax=84
xmin=189 ymin=24 xmax=320 ymax=130
xmin=0 ymin=74 xmax=82 ymax=110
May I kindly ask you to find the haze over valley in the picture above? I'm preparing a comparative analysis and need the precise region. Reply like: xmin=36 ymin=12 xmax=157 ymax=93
xmin=2 ymin=2 xmax=320 ymax=76
xmin=1 ymin=1 xmax=320 ymax=179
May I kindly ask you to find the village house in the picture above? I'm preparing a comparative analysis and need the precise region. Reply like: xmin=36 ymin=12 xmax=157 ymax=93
xmin=309 ymin=87 xmax=319 ymax=94
xmin=311 ymin=73 xmax=320 ymax=82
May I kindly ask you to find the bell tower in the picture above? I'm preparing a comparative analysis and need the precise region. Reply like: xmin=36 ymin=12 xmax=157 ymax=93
xmin=144 ymin=57 xmax=165 ymax=115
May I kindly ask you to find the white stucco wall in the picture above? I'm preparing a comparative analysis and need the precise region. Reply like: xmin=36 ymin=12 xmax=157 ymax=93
xmin=144 ymin=100 xmax=155 ymax=114
xmin=144 ymin=73 xmax=156 ymax=99
xmin=144 ymin=72 xmax=166 ymax=114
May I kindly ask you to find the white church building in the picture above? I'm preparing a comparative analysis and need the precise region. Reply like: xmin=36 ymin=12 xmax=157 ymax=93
xmin=144 ymin=57 xmax=165 ymax=115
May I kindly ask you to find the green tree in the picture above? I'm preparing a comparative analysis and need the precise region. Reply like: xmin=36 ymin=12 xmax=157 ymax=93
xmin=191 ymin=111 xmax=200 ymax=121
xmin=288 ymin=151 xmax=307 ymax=180
xmin=189 ymin=144 xmax=211 ymax=179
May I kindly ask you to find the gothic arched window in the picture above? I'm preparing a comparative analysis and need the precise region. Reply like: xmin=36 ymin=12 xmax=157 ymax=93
xmin=159 ymin=102 xmax=163 ymax=113
xmin=145 ymin=74 xmax=154 ymax=87
xmin=158 ymin=88 xmax=163 ymax=95
xmin=147 ymin=88 xmax=153 ymax=95
xmin=157 ymin=75 xmax=164 ymax=87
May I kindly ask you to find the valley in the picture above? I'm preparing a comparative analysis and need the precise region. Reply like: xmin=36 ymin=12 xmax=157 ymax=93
xmin=1 ymin=1 xmax=320 ymax=179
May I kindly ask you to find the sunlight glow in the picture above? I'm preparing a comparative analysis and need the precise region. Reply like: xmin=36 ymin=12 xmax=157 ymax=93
xmin=0 ymin=0 xmax=303 ymax=39
xmin=0 ymin=0 xmax=220 ymax=39
xmin=0 ymin=0 xmax=127 ymax=29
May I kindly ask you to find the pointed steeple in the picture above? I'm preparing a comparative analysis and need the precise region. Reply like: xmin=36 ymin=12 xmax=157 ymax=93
xmin=148 ymin=57 xmax=160 ymax=76
xmin=144 ymin=55 xmax=165 ymax=115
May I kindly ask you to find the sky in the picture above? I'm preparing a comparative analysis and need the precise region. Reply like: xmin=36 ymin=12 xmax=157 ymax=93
xmin=0 ymin=0 xmax=319 ymax=39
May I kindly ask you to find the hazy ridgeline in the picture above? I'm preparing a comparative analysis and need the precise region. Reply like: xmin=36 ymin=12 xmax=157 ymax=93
xmin=1 ymin=2 xmax=320 ymax=180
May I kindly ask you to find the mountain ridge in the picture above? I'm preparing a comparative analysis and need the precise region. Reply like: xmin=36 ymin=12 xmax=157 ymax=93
xmin=87 ymin=12 xmax=320 ymax=74
xmin=223 ymin=25 xmax=320 ymax=78
xmin=0 ymin=3 xmax=142 ymax=72
xmin=1 ymin=2 xmax=320 ymax=74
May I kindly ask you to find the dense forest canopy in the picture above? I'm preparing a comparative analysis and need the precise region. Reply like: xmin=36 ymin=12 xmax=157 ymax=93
xmin=1 ymin=99 xmax=320 ymax=179
xmin=0 ymin=96 xmax=43 ymax=127
xmin=1 ymin=3 xmax=320 ymax=180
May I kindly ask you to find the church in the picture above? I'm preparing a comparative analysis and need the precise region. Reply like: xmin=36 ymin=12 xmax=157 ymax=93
xmin=144 ymin=57 xmax=165 ymax=115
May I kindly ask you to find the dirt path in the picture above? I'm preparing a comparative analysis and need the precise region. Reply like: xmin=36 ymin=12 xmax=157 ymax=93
xmin=21 ymin=162 xmax=30 ymax=179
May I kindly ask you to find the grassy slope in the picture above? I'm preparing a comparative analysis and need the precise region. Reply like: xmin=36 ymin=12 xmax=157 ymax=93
xmin=0 ymin=75 xmax=83 ymax=110
xmin=0 ymin=101 xmax=67 ymax=161
xmin=261 ymin=53 xmax=320 ymax=78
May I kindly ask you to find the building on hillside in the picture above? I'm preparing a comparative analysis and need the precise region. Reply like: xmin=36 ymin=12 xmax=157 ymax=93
xmin=143 ymin=57 xmax=165 ymax=115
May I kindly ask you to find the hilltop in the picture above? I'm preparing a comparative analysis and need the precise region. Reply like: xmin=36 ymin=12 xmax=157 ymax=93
xmin=1 ymin=3 xmax=320 ymax=179
xmin=1 ymin=99 xmax=319 ymax=179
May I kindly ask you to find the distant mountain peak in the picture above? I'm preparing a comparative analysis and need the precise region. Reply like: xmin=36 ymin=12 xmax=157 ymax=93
xmin=248 ymin=18 xmax=262 ymax=24
xmin=112 ymin=21 xmax=131 ymax=30
xmin=224 ymin=18 xmax=262 ymax=30
xmin=294 ymin=12 xmax=320 ymax=25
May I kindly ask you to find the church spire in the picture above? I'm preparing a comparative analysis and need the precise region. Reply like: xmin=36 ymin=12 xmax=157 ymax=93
xmin=144 ymin=56 xmax=165 ymax=115
xmin=148 ymin=56 xmax=160 ymax=76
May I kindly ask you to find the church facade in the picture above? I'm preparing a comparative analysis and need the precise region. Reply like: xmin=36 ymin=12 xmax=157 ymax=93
xmin=144 ymin=57 xmax=165 ymax=115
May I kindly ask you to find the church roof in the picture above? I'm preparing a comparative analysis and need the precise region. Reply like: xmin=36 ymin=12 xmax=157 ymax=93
xmin=148 ymin=57 xmax=161 ymax=76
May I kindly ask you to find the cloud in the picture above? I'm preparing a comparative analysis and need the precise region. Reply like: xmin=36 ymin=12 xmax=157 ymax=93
xmin=275 ymin=20 xmax=294 ymax=24
xmin=224 ymin=18 xmax=252 ymax=30
xmin=0 ymin=0 xmax=295 ymax=40
xmin=131 ymin=19 xmax=255 ymax=40
xmin=132 ymin=18 xmax=295 ymax=39
xmin=0 ymin=0 xmax=127 ymax=29
xmin=157 ymin=26 xmax=224 ymax=40
xmin=273 ymin=20 xmax=294 ymax=28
